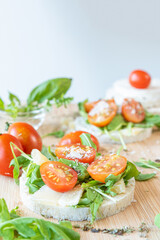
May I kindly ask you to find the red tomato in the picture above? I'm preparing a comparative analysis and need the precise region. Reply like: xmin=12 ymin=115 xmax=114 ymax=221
xmin=0 ymin=134 xmax=23 ymax=177
xmin=8 ymin=122 xmax=42 ymax=154
xmin=129 ymin=70 xmax=151 ymax=89
xmin=87 ymin=154 xmax=127 ymax=183
xmin=58 ymin=131 xmax=99 ymax=151
xmin=122 ymin=98 xmax=145 ymax=123
xmin=55 ymin=143 xmax=96 ymax=164
xmin=40 ymin=161 xmax=78 ymax=192
xmin=84 ymin=100 xmax=100 ymax=113
xmin=88 ymin=99 xmax=117 ymax=127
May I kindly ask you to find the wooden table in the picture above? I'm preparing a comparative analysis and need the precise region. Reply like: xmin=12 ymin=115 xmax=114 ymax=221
xmin=0 ymin=105 xmax=160 ymax=240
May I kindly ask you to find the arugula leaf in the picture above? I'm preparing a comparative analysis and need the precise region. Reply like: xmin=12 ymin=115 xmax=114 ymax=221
xmin=135 ymin=173 xmax=156 ymax=181
xmin=54 ymin=96 xmax=73 ymax=108
xmin=122 ymin=161 xmax=140 ymax=183
xmin=0 ymin=199 xmax=80 ymax=240
xmin=106 ymin=114 xmax=127 ymax=131
xmin=86 ymin=188 xmax=103 ymax=223
xmin=42 ymin=130 xmax=65 ymax=138
xmin=78 ymin=99 xmax=88 ymax=119
xmin=27 ymin=78 xmax=72 ymax=105
xmin=41 ymin=145 xmax=57 ymax=161
xmin=59 ymin=158 xmax=89 ymax=181
xmin=134 ymin=159 xmax=160 ymax=171
xmin=155 ymin=213 xmax=160 ymax=229
xmin=80 ymin=133 xmax=97 ymax=150
xmin=8 ymin=92 xmax=21 ymax=106
xmin=25 ymin=164 xmax=45 ymax=194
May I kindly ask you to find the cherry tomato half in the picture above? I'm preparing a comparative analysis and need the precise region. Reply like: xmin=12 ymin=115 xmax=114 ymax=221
xmin=88 ymin=99 xmax=117 ymax=127
xmin=122 ymin=98 xmax=145 ymax=123
xmin=8 ymin=122 xmax=42 ymax=154
xmin=0 ymin=134 xmax=23 ymax=177
xmin=40 ymin=161 xmax=78 ymax=192
xmin=84 ymin=100 xmax=100 ymax=113
xmin=129 ymin=70 xmax=151 ymax=89
xmin=87 ymin=154 xmax=127 ymax=183
xmin=58 ymin=131 xmax=99 ymax=151
xmin=55 ymin=143 xmax=96 ymax=164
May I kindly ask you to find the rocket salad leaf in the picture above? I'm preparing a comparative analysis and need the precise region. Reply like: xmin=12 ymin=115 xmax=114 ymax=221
xmin=0 ymin=199 xmax=80 ymax=240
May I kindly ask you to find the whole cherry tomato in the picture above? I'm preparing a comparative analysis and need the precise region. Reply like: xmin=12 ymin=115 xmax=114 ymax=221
xmin=0 ymin=134 xmax=23 ymax=177
xmin=58 ymin=131 xmax=99 ymax=151
xmin=8 ymin=122 xmax=42 ymax=154
xmin=129 ymin=70 xmax=151 ymax=89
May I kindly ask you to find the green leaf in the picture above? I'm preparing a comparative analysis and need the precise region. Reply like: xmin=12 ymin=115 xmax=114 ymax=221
xmin=134 ymin=159 xmax=160 ymax=171
xmin=41 ymin=145 xmax=57 ymax=161
xmin=8 ymin=92 xmax=21 ymax=106
xmin=0 ymin=97 xmax=5 ymax=110
xmin=27 ymin=78 xmax=72 ymax=105
xmin=78 ymin=99 xmax=88 ymax=119
xmin=0 ymin=199 xmax=80 ymax=240
xmin=54 ymin=96 xmax=73 ymax=108
xmin=155 ymin=213 xmax=160 ymax=229
xmin=135 ymin=173 xmax=156 ymax=181
xmin=25 ymin=164 xmax=45 ymax=194
xmin=42 ymin=130 xmax=65 ymax=138
xmin=106 ymin=114 xmax=127 ymax=131
xmin=86 ymin=188 xmax=103 ymax=223
xmin=59 ymin=158 xmax=89 ymax=182
xmin=122 ymin=161 xmax=140 ymax=183
xmin=80 ymin=133 xmax=97 ymax=150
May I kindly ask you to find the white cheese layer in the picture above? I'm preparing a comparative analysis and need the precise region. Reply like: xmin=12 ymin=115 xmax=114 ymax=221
xmin=105 ymin=78 xmax=160 ymax=110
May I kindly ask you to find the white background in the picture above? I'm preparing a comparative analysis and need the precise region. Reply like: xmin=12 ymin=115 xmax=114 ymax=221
xmin=0 ymin=0 xmax=160 ymax=102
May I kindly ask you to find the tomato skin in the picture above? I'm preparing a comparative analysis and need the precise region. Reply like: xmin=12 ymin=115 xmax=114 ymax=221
xmin=88 ymin=99 xmax=117 ymax=127
xmin=122 ymin=98 xmax=145 ymax=123
xmin=87 ymin=154 xmax=127 ymax=183
xmin=0 ymin=134 xmax=23 ymax=177
xmin=55 ymin=144 xmax=96 ymax=164
xmin=129 ymin=70 xmax=151 ymax=89
xmin=8 ymin=122 xmax=42 ymax=154
xmin=40 ymin=161 xmax=78 ymax=192
xmin=84 ymin=100 xmax=100 ymax=113
xmin=58 ymin=131 xmax=99 ymax=151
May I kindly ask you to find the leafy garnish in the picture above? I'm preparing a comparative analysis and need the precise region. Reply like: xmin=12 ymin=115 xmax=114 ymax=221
xmin=134 ymin=159 xmax=160 ymax=172
xmin=0 ymin=198 xmax=80 ymax=240
xmin=106 ymin=115 xmax=127 ymax=131
xmin=135 ymin=173 xmax=156 ymax=181
xmin=59 ymin=158 xmax=89 ymax=181
xmin=80 ymin=133 xmax=97 ymax=150
xmin=78 ymin=99 xmax=88 ymax=119
xmin=155 ymin=213 xmax=160 ymax=229
xmin=25 ymin=163 xmax=45 ymax=194
xmin=42 ymin=130 xmax=65 ymax=138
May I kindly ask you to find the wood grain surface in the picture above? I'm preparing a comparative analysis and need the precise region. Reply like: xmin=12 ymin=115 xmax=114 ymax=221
xmin=0 ymin=105 xmax=160 ymax=240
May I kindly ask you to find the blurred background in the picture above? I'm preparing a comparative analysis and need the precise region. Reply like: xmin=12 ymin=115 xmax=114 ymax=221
xmin=0 ymin=0 xmax=160 ymax=102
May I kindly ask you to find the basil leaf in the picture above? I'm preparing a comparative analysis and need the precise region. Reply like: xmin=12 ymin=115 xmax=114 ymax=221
xmin=27 ymin=78 xmax=72 ymax=105
xmin=8 ymin=92 xmax=21 ymax=106
xmin=59 ymin=158 xmax=89 ymax=181
xmin=80 ymin=133 xmax=97 ymax=150
xmin=135 ymin=173 xmax=156 ymax=181
xmin=0 ymin=97 xmax=5 ymax=110
xmin=155 ymin=213 xmax=160 ymax=229
xmin=42 ymin=130 xmax=65 ymax=138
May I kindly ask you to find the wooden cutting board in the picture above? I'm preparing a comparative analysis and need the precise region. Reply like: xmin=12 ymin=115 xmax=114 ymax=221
xmin=0 ymin=105 xmax=160 ymax=240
